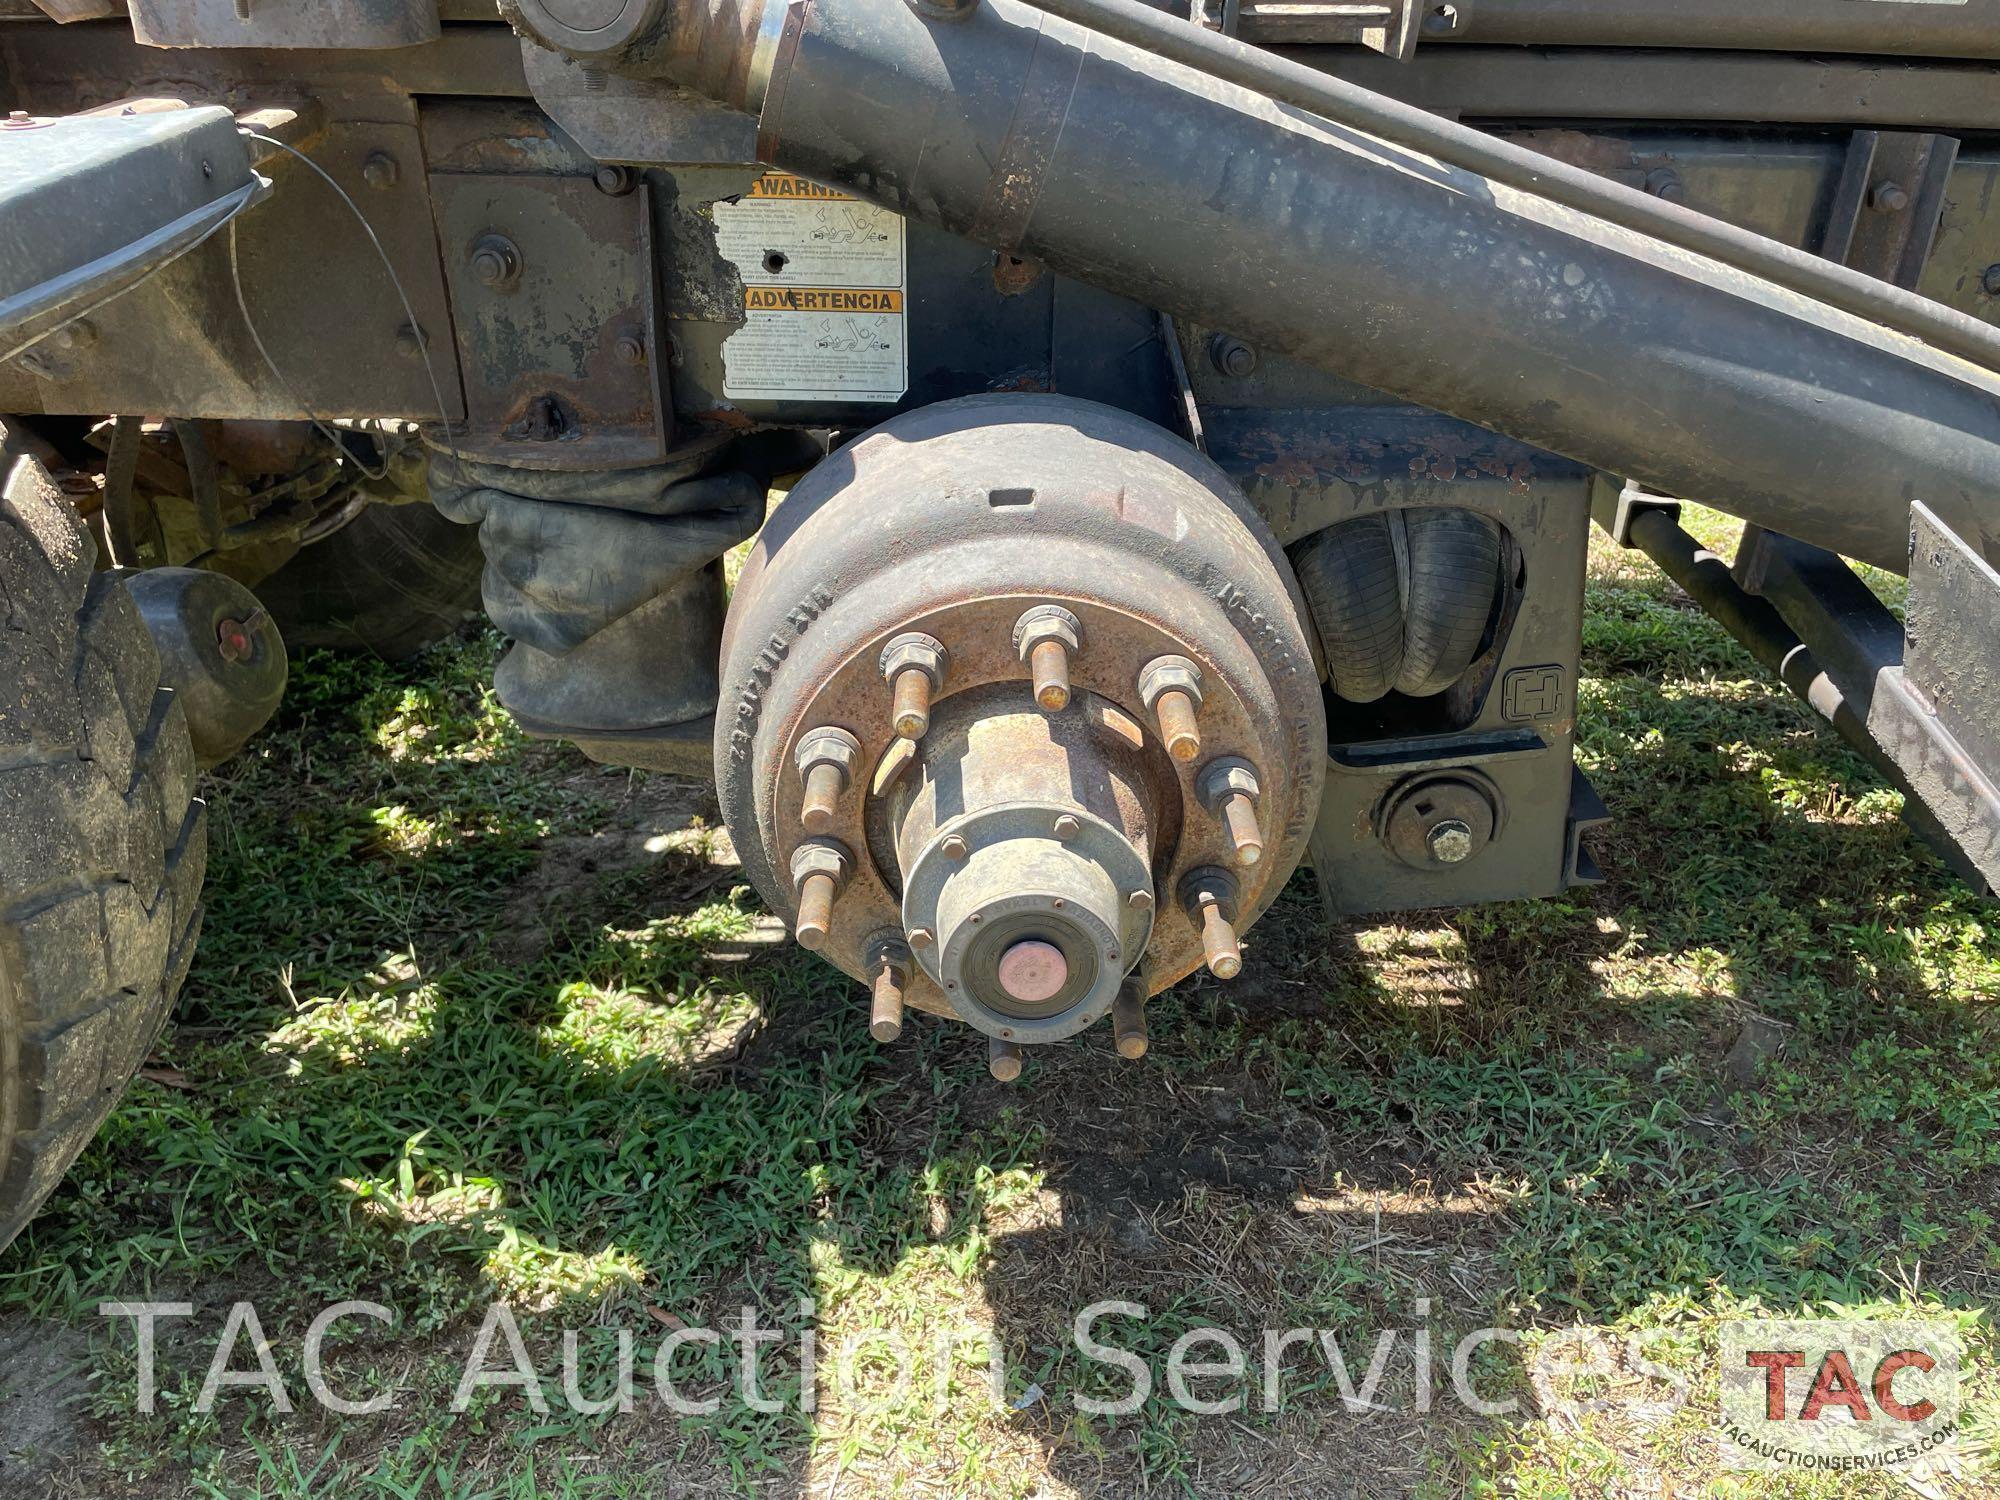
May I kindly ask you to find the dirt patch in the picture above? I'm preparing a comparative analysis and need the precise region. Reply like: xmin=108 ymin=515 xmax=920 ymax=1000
xmin=0 ymin=1315 xmax=91 ymax=1489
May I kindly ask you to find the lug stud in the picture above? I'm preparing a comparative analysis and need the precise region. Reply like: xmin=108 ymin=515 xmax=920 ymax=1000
xmin=1138 ymin=655 xmax=1205 ymax=763
xmin=880 ymin=632 xmax=948 ymax=739
xmin=866 ymin=934 xmax=910 ymax=1043
xmin=988 ymin=1036 xmax=1024 ymax=1082
xmin=788 ymin=840 xmax=852 ymax=951
xmin=1013 ymin=604 xmax=1082 ymax=713
xmin=1112 ymin=975 xmax=1149 ymax=1059
xmin=1197 ymin=755 xmax=1265 ymax=867
xmin=1181 ymin=867 xmax=1243 ymax=980
xmin=795 ymin=726 xmax=862 ymax=836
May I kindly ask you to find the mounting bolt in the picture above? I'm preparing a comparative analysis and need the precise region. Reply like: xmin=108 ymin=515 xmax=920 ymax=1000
xmin=1138 ymin=655 xmax=1205 ymax=763
xmin=1127 ymin=888 xmax=1155 ymax=913
xmin=594 ymin=164 xmax=637 ymax=196
xmin=988 ymin=1036 xmax=1023 ymax=1082
xmin=1180 ymin=867 xmax=1242 ymax=981
xmin=1052 ymin=813 xmax=1082 ymax=841
xmin=907 ymin=926 xmax=936 ymax=951
xmin=865 ymin=934 xmax=911 ymax=1043
xmin=614 ymin=331 xmax=647 ymax=366
xmin=1426 ymin=818 xmax=1475 ymax=865
xmin=939 ymin=832 xmax=970 ymax=861
xmin=794 ymin=726 xmax=861 ymax=836
xmin=1982 ymin=264 xmax=2000 ymax=297
xmin=1643 ymin=167 xmax=1685 ymax=203
xmin=880 ymin=632 xmax=948 ymax=739
xmin=1197 ymin=755 xmax=1265 ymax=867
xmin=1208 ymin=333 xmax=1258 ymax=379
xmin=1111 ymin=975 xmax=1149 ymax=1060
xmin=788 ymin=840 xmax=851 ymax=951
xmin=361 ymin=152 xmax=400 ymax=190
xmin=394 ymin=323 xmax=427 ymax=360
xmin=469 ymin=234 xmax=522 ymax=290
xmin=1870 ymin=179 xmax=1911 ymax=214
xmin=1013 ymin=604 xmax=1082 ymax=712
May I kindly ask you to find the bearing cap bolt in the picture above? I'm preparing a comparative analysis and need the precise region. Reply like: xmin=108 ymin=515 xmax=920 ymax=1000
xmin=788 ymin=840 xmax=851 ymax=951
xmin=880 ymin=632 xmax=948 ymax=740
xmin=1181 ymin=867 xmax=1243 ymax=980
xmin=794 ymin=726 xmax=861 ymax=836
xmin=1013 ymin=604 xmax=1082 ymax=713
xmin=1137 ymin=655 xmax=1205 ymax=764
xmin=866 ymin=935 xmax=911 ymax=1043
xmin=988 ymin=1036 xmax=1024 ymax=1083
xmin=1111 ymin=976 xmax=1149 ymax=1060
xmin=1197 ymin=755 xmax=1264 ymax=867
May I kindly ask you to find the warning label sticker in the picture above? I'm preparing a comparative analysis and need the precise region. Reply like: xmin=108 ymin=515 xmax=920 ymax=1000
xmin=715 ymin=173 xmax=908 ymax=403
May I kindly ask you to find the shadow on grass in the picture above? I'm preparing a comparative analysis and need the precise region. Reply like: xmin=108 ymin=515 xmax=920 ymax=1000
xmin=1 ymin=619 xmax=1995 ymax=1498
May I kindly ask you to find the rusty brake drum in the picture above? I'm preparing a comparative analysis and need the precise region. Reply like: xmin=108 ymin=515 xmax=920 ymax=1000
xmin=715 ymin=395 xmax=1325 ymax=1046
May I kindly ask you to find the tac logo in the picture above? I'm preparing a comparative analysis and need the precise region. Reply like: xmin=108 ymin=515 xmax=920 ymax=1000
xmin=1718 ymin=1319 xmax=1962 ymax=1473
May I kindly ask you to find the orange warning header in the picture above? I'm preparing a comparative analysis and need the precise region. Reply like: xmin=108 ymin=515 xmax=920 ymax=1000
xmin=745 ymin=286 xmax=905 ymax=314
xmin=747 ymin=174 xmax=853 ymax=201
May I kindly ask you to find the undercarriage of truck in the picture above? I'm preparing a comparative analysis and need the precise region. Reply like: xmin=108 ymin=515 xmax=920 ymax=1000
xmin=1 ymin=0 xmax=1998 ymax=1249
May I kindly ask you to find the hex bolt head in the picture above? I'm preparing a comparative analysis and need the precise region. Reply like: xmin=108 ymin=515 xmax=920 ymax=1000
xmin=788 ymin=840 xmax=851 ymax=950
xmin=1983 ymin=264 xmax=2000 ymax=298
xmin=470 ymin=234 xmax=522 ymax=289
xmin=865 ymin=934 xmax=911 ymax=1043
xmin=1180 ymin=867 xmax=1242 ymax=980
xmin=394 ymin=323 xmax=427 ymax=360
xmin=1013 ymin=604 xmax=1082 ymax=712
xmin=1052 ymin=814 xmax=1082 ymax=841
xmin=939 ymin=832 xmax=970 ymax=861
xmin=794 ymin=726 xmax=861 ymax=836
xmin=1427 ymin=818 xmax=1475 ymax=865
xmin=988 ymin=1036 xmax=1024 ymax=1082
xmin=614 ymin=332 xmax=647 ymax=366
xmin=361 ymin=151 xmax=400 ymax=190
xmin=1111 ymin=976 xmax=1149 ymax=1060
xmin=880 ymin=632 xmax=948 ymax=739
xmin=1643 ymin=167 xmax=1684 ymax=203
xmin=1138 ymin=655 xmax=1205 ymax=763
xmin=1209 ymin=333 xmax=1258 ymax=378
xmin=907 ymin=926 xmax=936 ymax=951
xmin=1127 ymin=888 xmax=1155 ymax=913
xmin=1870 ymin=179 xmax=1911 ymax=214
xmin=1198 ymin=756 xmax=1264 ymax=867
xmin=594 ymin=164 xmax=637 ymax=196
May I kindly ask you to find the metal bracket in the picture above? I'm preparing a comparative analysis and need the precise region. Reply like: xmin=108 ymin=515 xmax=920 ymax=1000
xmin=1226 ymin=0 xmax=1467 ymax=58
xmin=1820 ymin=129 xmax=1958 ymax=290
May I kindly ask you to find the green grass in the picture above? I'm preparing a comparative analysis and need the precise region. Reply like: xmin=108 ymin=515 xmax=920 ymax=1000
xmin=1 ymin=507 xmax=1996 ymax=1496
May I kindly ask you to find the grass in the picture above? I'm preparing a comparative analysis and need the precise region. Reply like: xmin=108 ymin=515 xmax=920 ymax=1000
xmin=0 ymin=506 xmax=1996 ymax=1496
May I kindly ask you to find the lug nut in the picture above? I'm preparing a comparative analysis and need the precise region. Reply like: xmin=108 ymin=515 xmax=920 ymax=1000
xmin=788 ymin=840 xmax=851 ymax=951
xmin=1197 ymin=755 xmax=1264 ymax=867
xmin=866 ymin=935 xmax=910 ymax=1043
xmin=1138 ymin=655 xmax=1205 ymax=763
xmin=1013 ymin=604 xmax=1082 ymax=713
xmin=880 ymin=632 xmax=948 ymax=739
xmin=1181 ymin=868 xmax=1242 ymax=980
xmin=1111 ymin=976 xmax=1149 ymax=1060
xmin=794 ymin=726 xmax=861 ymax=836
xmin=988 ymin=1036 xmax=1024 ymax=1082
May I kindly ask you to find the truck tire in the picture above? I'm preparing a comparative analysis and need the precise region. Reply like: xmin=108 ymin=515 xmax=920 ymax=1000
xmin=254 ymin=501 xmax=483 ymax=662
xmin=0 ymin=423 xmax=206 ymax=1256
